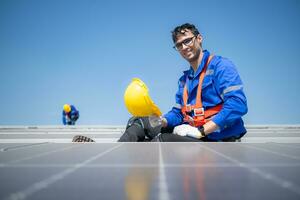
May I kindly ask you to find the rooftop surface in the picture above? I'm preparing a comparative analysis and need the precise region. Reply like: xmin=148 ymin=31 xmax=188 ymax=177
xmin=1 ymin=125 xmax=300 ymax=143
xmin=0 ymin=125 xmax=300 ymax=199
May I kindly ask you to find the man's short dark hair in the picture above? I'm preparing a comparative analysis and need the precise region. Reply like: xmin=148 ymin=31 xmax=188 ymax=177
xmin=171 ymin=23 xmax=200 ymax=43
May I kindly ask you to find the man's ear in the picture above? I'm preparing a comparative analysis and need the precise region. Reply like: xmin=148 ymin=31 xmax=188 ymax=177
xmin=196 ymin=34 xmax=203 ymax=43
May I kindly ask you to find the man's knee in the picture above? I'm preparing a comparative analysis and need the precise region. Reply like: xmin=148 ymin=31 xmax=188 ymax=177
xmin=118 ymin=117 xmax=146 ymax=142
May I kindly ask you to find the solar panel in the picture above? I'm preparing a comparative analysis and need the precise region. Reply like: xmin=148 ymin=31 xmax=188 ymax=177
xmin=0 ymin=126 xmax=300 ymax=199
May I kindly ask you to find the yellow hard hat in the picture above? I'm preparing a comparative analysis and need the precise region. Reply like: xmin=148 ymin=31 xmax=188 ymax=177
xmin=63 ymin=104 xmax=71 ymax=113
xmin=124 ymin=78 xmax=162 ymax=117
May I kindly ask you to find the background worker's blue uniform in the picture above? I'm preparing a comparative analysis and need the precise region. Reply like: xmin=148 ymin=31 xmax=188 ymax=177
xmin=164 ymin=50 xmax=248 ymax=141
xmin=62 ymin=105 xmax=79 ymax=125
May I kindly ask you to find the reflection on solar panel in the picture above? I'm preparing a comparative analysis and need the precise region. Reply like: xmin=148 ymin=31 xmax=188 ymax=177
xmin=0 ymin=125 xmax=300 ymax=199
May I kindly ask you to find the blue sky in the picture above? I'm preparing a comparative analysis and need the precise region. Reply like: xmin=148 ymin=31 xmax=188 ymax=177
xmin=0 ymin=0 xmax=299 ymax=125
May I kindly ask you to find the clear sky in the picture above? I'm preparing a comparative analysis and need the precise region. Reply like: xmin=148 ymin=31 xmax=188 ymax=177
xmin=0 ymin=0 xmax=299 ymax=125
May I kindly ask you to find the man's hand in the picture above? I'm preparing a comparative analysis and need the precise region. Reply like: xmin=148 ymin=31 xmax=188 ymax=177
xmin=65 ymin=115 xmax=71 ymax=122
xmin=173 ymin=124 xmax=204 ymax=139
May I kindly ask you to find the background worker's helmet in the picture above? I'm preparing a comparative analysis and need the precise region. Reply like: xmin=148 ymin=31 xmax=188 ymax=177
xmin=63 ymin=104 xmax=71 ymax=113
xmin=124 ymin=78 xmax=162 ymax=117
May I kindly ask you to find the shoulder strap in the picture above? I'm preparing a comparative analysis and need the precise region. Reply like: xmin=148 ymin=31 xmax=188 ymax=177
xmin=183 ymin=55 xmax=214 ymax=107
xmin=195 ymin=55 xmax=213 ymax=108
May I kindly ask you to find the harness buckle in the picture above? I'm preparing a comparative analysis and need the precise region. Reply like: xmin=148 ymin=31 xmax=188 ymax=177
xmin=193 ymin=108 xmax=204 ymax=116
xmin=186 ymin=105 xmax=193 ymax=112
xmin=184 ymin=115 xmax=195 ymax=126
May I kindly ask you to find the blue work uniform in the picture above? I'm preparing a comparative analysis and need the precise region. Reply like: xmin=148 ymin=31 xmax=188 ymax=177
xmin=62 ymin=105 xmax=79 ymax=125
xmin=164 ymin=50 xmax=248 ymax=141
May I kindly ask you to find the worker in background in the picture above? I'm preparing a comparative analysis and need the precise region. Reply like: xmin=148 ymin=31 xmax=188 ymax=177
xmin=119 ymin=23 xmax=248 ymax=142
xmin=62 ymin=104 xmax=79 ymax=125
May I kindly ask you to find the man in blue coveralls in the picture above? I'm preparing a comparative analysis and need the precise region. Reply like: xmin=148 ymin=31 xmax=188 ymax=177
xmin=62 ymin=104 xmax=79 ymax=125
xmin=120 ymin=22 xmax=248 ymax=142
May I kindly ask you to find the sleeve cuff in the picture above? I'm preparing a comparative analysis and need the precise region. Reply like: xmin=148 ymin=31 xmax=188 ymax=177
xmin=163 ymin=114 xmax=171 ymax=127
xmin=212 ymin=114 xmax=226 ymax=130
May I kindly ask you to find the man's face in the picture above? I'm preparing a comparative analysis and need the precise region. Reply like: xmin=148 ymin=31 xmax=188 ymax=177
xmin=174 ymin=29 xmax=202 ymax=63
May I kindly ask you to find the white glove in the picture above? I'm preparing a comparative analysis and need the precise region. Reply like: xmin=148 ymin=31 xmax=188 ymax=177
xmin=173 ymin=124 xmax=190 ymax=136
xmin=173 ymin=124 xmax=203 ymax=139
